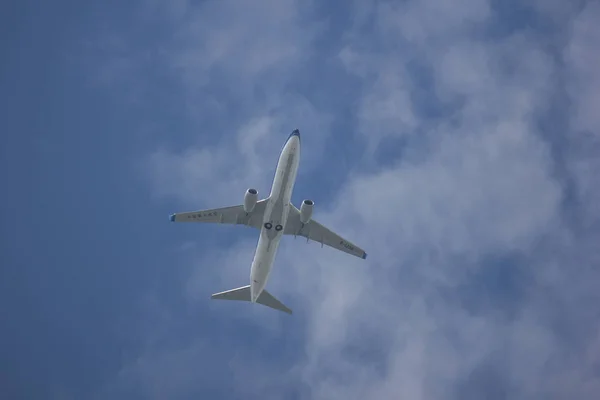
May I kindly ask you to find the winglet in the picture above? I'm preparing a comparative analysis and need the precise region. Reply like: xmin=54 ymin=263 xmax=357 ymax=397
xmin=169 ymin=214 xmax=176 ymax=222
xmin=362 ymin=252 xmax=367 ymax=260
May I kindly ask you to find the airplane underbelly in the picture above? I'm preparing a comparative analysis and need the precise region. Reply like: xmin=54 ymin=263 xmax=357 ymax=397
xmin=250 ymin=232 xmax=281 ymax=291
xmin=251 ymin=143 xmax=297 ymax=295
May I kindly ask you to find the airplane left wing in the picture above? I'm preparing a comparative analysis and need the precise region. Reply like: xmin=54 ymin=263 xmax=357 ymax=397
xmin=284 ymin=205 xmax=367 ymax=259
xmin=169 ymin=199 xmax=267 ymax=229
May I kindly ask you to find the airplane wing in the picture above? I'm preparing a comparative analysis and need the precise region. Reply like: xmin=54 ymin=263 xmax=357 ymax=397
xmin=169 ymin=199 xmax=268 ymax=229
xmin=284 ymin=205 xmax=367 ymax=259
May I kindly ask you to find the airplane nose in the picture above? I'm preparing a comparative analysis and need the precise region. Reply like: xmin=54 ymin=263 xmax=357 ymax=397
xmin=288 ymin=129 xmax=300 ymax=141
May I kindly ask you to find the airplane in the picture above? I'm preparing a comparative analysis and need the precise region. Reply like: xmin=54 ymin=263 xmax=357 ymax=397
xmin=168 ymin=129 xmax=367 ymax=314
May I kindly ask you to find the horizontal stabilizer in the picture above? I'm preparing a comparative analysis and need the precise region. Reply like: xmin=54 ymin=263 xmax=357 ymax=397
xmin=211 ymin=285 xmax=252 ymax=301
xmin=211 ymin=285 xmax=292 ymax=314
xmin=256 ymin=289 xmax=292 ymax=314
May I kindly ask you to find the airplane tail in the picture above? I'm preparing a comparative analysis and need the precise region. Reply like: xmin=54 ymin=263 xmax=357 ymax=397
xmin=211 ymin=285 xmax=292 ymax=314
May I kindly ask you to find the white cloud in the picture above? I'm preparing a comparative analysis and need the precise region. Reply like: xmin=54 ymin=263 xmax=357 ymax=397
xmin=96 ymin=0 xmax=600 ymax=398
xmin=376 ymin=0 xmax=491 ymax=46
xmin=158 ymin=0 xmax=324 ymax=108
xmin=563 ymin=2 xmax=600 ymax=223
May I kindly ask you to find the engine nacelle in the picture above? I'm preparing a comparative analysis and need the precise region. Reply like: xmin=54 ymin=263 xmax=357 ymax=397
xmin=244 ymin=188 xmax=258 ymax=212
xmin=300 ymin=199 xmax=314 ymax=224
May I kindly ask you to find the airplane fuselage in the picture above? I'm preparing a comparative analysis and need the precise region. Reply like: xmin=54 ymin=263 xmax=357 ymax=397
xmin=250 ymin=132 xmax=300 ymax=302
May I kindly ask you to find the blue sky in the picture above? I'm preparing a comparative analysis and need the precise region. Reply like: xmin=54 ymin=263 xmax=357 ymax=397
xmin=2 ymin=0 xmax=600 ymax=399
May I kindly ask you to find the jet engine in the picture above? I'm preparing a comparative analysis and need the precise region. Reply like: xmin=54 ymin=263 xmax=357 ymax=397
xmin=300 ymin=199 xmax=314 ymax=224
xmin=244 ymin=188 xmax=258 ymax=212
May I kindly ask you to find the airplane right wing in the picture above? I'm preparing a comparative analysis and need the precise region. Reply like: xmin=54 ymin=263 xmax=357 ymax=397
xmin=169 ymin=199 xmax=268 ymax=230
xmin=284 ymin=205 xmax=367 ymax=259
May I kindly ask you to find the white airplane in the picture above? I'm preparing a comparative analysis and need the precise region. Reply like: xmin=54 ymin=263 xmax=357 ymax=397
xmin=169 ymin=129 xmax=367 ymax=314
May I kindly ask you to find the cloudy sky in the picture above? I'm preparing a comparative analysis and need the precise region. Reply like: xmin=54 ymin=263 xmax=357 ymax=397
xmin=2 ymin=0 xmax=600 ymax=399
